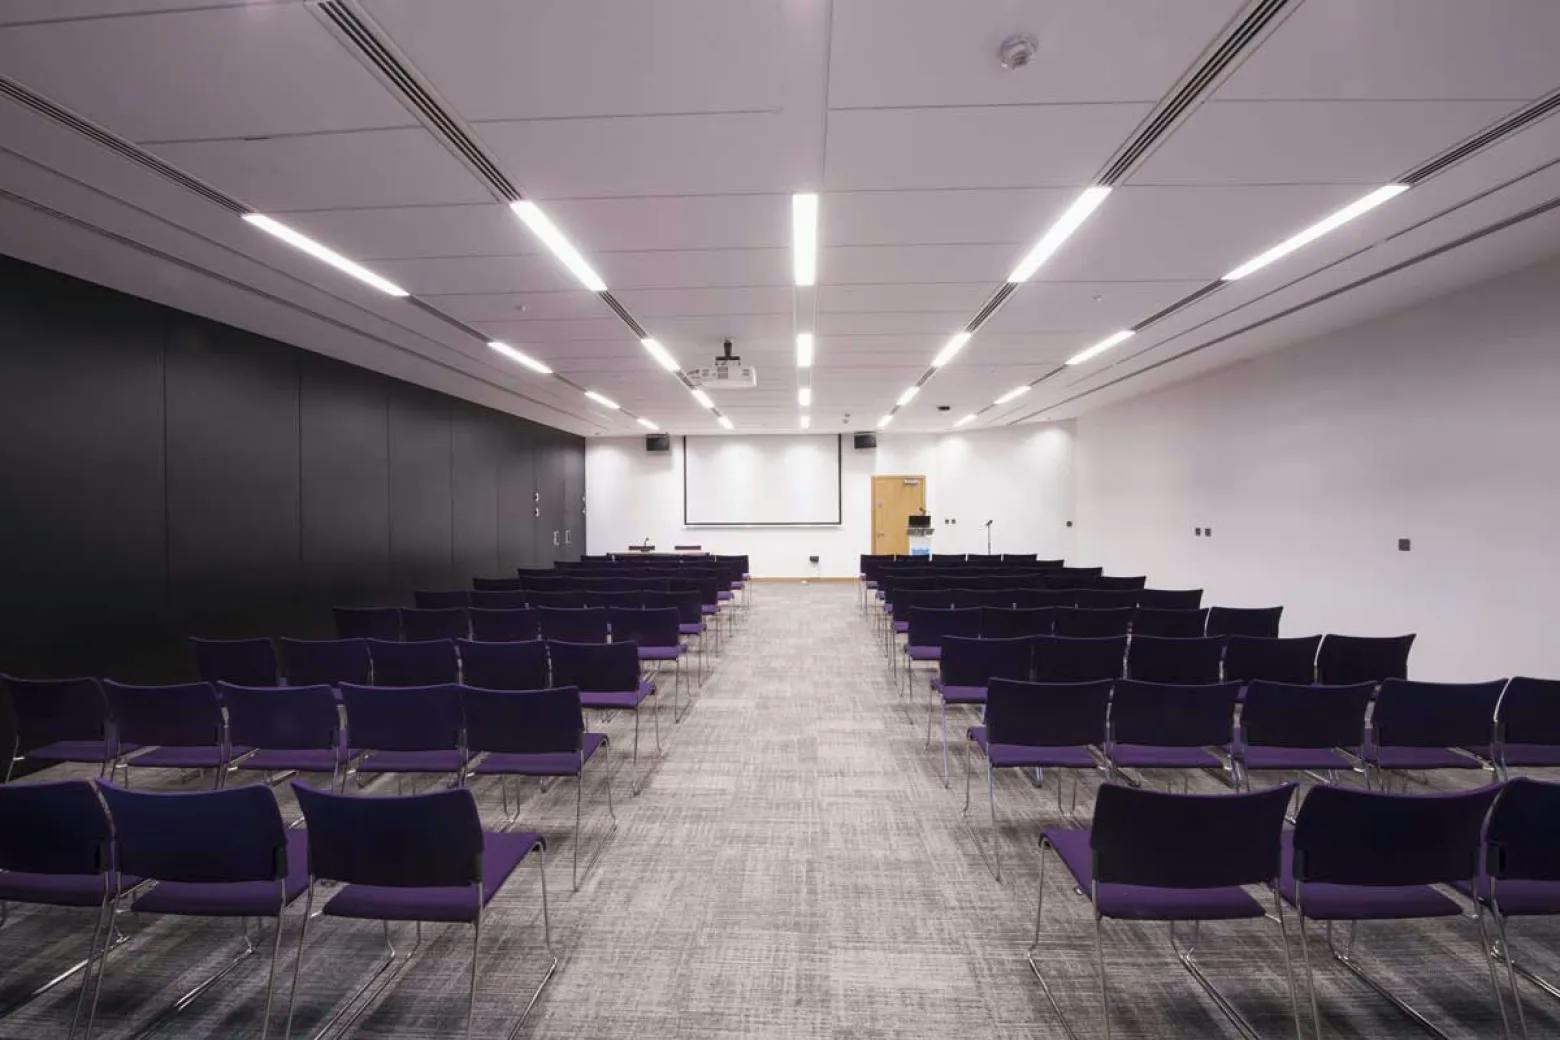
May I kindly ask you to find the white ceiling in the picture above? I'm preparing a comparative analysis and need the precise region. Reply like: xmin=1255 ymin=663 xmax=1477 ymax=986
xmin=0 ymin=0 xmax=1557 ymax=437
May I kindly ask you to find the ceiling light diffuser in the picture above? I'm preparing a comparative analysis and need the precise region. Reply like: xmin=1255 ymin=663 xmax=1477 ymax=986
xmin=799 ymin=414 xmax=811 ymax=429
xmin=791 ymin=193 xmax=818 ymax=287
xmin=795 ymin=332 xmax=814 ymax=368
xmin=584 ymin=390 xmax=619 ymax=410
xmin=798 ymin=387 xmax=812 ymax=407
xmin=931 ymin=332 xmax=971 ymax=368
xmin=717 ymin=415 xmax=734 ymax=430
xmin=510 ymin=200 xmax=607 ymax=292
xmin=691 ymin=388 xmax=714 ymax=409
xmin=876 ymin=414 xmax=893 ymax=429
xmin=1065 ymin=329 xmax=1135 ymax=366
xmin=1006 ymin=186 xmax=1111 ymax=284
xmin=1222 ymin=184 xmax=1409 ymax=281
xmin=487 ymin=340 xmax=553 ymax=375
xmin=640 ymin=337 xmax=680 ymax=372
xmin=953 ymin=413 xmax=976 ymax=427
xmin=636 ymin=417 xmax=658 ymax=430
xmin=994 ymin=385 xmax=1031 ymax=405
xmin=242 ymin=214 xmax=408 ymax=297
xmin=896 ymin=386 xmax=919 ymax=407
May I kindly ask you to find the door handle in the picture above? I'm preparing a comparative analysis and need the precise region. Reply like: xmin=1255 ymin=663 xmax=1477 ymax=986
xmin=565 ymin=529 xmax=572 ymax=544
xmin=553 ymin=530 xmax=560 ymax=546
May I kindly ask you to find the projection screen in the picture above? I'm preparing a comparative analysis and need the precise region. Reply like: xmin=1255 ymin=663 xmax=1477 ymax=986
xmin=682 ymin=434 xmax=842 ymax=526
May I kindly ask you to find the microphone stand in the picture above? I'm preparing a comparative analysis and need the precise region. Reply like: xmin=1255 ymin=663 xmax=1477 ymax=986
xmin=985 ymin=520 xmax=993 ymax=555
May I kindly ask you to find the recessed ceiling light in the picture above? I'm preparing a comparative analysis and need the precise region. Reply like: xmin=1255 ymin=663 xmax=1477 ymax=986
xmin=799 ymin=414 xmax=811 ymax=429
xmin=1222 ymin=184 xmax=1409 ymax=281
xmin=931 ymin=332 xmax=972 ymax=368
xmin=953 ymin=413 xmax=976 ymax=427
xmin=691 ymin=388 xmax=714 ymax=409
xmin=798 ymin=387 xmax=812 ymax=407
xmin=510 ymin=200 xmax=607 ymax=292
xmin=795 ymin=332 xmax=814 ymax=368
xmin=1007 ymin=186 xmax=1111 ymax=284
xmin=640 ymin=337 xmax=680 ymax=372
xmin=792 ymin=193 xmax=818 ymax=287
xmin=242 ymin=214 xmax=408 ymax=297
xmin=1065 ymin=329 xmax=1135 ymax=366
xmin=876 ymin=414 xmax=894 ymax=429
xmin=487 ymin=340 xmax=553 ymax=375
xmin=636 ymin=416 xmax=658 ymax=430
xmin=584 ymin=390 xmax=619 ymax=410
xmin=896 ymin=386 xmax=919 ymax=407
xmin=717 ymin=415 xmax=734 ymax=430
xmin=994 ymin=385 xmax=1031 ymax=405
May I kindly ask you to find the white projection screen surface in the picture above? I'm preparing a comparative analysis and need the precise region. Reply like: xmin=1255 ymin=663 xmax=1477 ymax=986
xmin=683 ymin=434 xmax=842 ymax=526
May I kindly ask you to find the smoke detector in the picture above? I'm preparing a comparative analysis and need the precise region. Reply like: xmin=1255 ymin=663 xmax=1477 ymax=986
xmin=998 ymin=33 xmax=1039 ymax=70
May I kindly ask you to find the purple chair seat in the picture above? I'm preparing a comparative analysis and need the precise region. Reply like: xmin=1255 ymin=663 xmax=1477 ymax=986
xmin=320 ymin=830 xmax=542 ymax=924
xmin=474 ymin=732 xmax=607 ymax=777
xmin=1109 ymin=744 xmax=1223 ymax=769
xmin=970 ymin=726 xmax=1095 ymax=768
xmin=1475 ymin=742 xmax=1560 ymax=766
xmin=1278 ymin=832 xmax=1461 ymax=919
xmin=700 ymin=605 xmax=718 ymax=616
xmin=129 ymin=745 xmax=229 ymax=769
xmin=24 ymin=739 xmax=120 ymax=763
xmin=131 ymin=829 xmax=310 ymax=917
xmin=637 ymin=646 xmax=681 ymax=661
xmin=1045 ymin=829 xmax=1264 ymax=921
xmin=579 ymin=682 xmax=655 ymax=711
xmin=905 ymin=645 xmax=941 ymax=661
xmin=0 ymin=870 xmax=143 ymax=908
xmin=717 ymin=591 xmax=733 ymax=601
xmin=235 ymin=747 xmax=347 ymax=772
xmin=893 ymin=620 xmax=910 ymax=634
xmin=1367 ymin=746 xmax=1482 ymax=770
xmin=356 ymin=749 xmax=467 ymax=774
xmin=1241 ymin=746 xmax=1355 ymax=771
xmin=677 ymin=622 xmax=705 ymax=636
xmin=1451 ymin=875 xmax=1560 ymax=916
xmin=930 ymin=679 xmax=985 ymax=705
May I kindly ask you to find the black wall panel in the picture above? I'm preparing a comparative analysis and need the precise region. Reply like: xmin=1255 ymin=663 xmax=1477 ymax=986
xmin=0 ymin=254 xmax=584 ymax=709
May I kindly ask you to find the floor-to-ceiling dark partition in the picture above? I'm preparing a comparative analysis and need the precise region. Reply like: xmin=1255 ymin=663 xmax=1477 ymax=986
xmin=0 ymin=254 xmax=584 ymax=702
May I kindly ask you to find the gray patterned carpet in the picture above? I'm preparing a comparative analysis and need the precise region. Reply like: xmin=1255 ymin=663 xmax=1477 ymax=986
xmin=2 ymin=582 xmax=1555 ymax=1038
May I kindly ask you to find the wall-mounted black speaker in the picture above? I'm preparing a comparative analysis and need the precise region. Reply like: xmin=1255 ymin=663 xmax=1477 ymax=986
xmin=853 ymin=432 xmax=878 ymax=450
xmin=645 ymin=433 xmax=671 ymax=453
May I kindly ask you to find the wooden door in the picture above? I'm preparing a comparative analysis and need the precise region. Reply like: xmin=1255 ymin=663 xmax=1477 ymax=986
xmin=871 ymin=475 xmax=927 ymax=555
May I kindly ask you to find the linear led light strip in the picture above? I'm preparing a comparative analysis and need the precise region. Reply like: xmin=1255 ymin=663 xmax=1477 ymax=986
xmin=793 ymin=194 xmax=819 ymax=430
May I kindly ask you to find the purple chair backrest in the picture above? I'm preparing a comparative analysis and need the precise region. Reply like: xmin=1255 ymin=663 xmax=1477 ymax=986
xmin=1093 ymin=575 xmax=1147 ymax=591
xmin=1126 ymin=636 xmax=1225 ymax=684
xmin=190 ymin=637 xmax=279 ymax=687
xmin=1136 ymin=588 xmax=1203 ymax=610
xmin=1054 ymin=607 xmax=1134 ymax=638
xmin=368 ymin=639 xmax=458 ymax=686
xmin=905 ymin=607 xmax=983 ymax=647
xmin=987 ymin=678 xmax=1110 ymax=748
xmin=1496 ymin=676 xmax=1560 ymax=746
xmin=547 ymin=640 xmax=639 ymax=694
xmin=1072 ymin=590 xmax=1139 ymax=610
xmin=220 ymin=683 xmax=340 ymax=752
xmin=1371 ymin=678 xmax=1505 ymax=749
xmin=339 ymin=683 xmax=463 ymax=752
xmin=1131 ymin=608 xmax=1208 ymax=638
xmin=293 ymin=783 xmax=484 ymax=888
xmin=1014 ymin=589 xmax=1077 ymax=609
xmin=643 ymin=590 xmax=702 ymax=625
xmin=607 ymin=607 xmax=680 ymax=648
xmin=399 ymin=608 xmax=470 ymax=641
xmin=1002 ymin=553 xmax=1038 ymax=563
xmin=0 ymin=779 xmax=112 ymax=875
xmin=537 ymin=607 xmax=610 ymax=643
xmin=101 ymin=680 xmax=222 ymax=748
xmin=467 ymin=608 xmax=541 ymax=642
xmin=979 ymin=607 xmax=1054 ymax=638
xmin=1486 ymin=777 xmax=1560 ymax=882
xmin=1292 ymin=783 xmax=1502 ymax=886
xmin=1316 ymin=633 xmax=1415 ymax=685
xmin=333 ymin=607 xmax=400 ymax=640
xmin=1240 ymin=681 xmax=1374 ymax=749
xmin=1 ymin=674 xmax=107 ymax=750
xmin=1206 ymin=605 xmax=1283 ymax=638
xmin=456 ymin=639 xmax=550 ymax=691
xmin=530 ymin=590 xmax=590 ymax=609
xmin=472 ymin=576 xmax=525 ymax=591
xmin=584 ymin=591 xmax=643 ymax=609
xmin=279 ymin=638 xmax=371 ymax=687
xmin=469 ymin=589 xmax=529 ymax=610
xmin=99 ymin=781 xmax=286 ymax=884
xmin=413 ymin=589 xmax=471 ymax=609
xmin=1110 ymin=680 xmax=1242 ymax=747
xmin=461 ymin=685 xmax=582 ymax=755
xmin=1223 ymin=635 xmax=1321 ymax=685
xmin=1033 ymin=636 xmax=1127 ymax=682
xmin=1092 ymin=783 xmax=1296 ymax=888
xmin=938 ymin=636 xmax=1033 ymax=688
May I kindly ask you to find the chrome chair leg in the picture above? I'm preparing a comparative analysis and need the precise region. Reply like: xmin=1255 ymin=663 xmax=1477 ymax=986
xmin=1025 ymin=841 xmax=1084 ymax=1040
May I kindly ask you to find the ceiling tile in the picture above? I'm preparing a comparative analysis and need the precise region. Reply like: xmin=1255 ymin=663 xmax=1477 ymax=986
xmin=282 ymin=204 xmax=529 ymax=260
xmin=982 ymin=281 xmax=1209 ymax=334
xmin=821 ymin=243 xmax=1013 ymax=284
xmin=593 ymin=248 xmax=788 ymax=291
xmin=377 ymin=255 xmax=580 ymax=295
xmin=821 ymin=187 xmax=1069 ymax=246
xmin=820 ymin=283 xmax=993 ymax=313
xmin=436 ymin=291 xmax=604 ymax=323
xmin=611 ymin=286 xmax=794 ymax=318
xmin=546 ymin=194 xmax=790 ymax=252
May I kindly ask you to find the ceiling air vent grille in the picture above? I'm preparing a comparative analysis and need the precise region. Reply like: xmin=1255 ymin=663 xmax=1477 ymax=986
xmin=1403 ymin=89 xmax=1560 ymax=185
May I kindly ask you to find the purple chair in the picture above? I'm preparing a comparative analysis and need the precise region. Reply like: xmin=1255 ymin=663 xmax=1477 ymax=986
xmin=1031 ymin=783 xmax=1299 ymax=1040
xmin=398 ymin=607 xmax=470 ymax=641
xmin=220 ymin=683 xmax=347 ymax=788
xmin=537 ymin=606 xmax=610 ymax=643
xmin=644 ymin=588 xmax=709 ymax=683
xmin=927 ymin=636 xmax=1032 ymax=786
xmin=1093 ymin=575 xmax=1147 ymax=591
xmin=1235 ymin=681 xmax=1374 ymax=787
xmin=0 ymin=780 xmax=131 ymax=1036
xmin=1070 ymin=590 xmax=1138 ymax=611
xmin=332 ymin=607 xmax=399 ymax=641
xmin=413 ymin=589 xmax=471 ymax=609
xmin=1224 ymin=635 xmax=1321 ymax=685
xmin=1207 ymin=605 xmax=1283 ymax=638
xmin=1131 ymin=608 xmax=1208 ymax=638
xmin=1487 ymin=677 xmax=1560 ymax=775
xmin=608 ymin=607 xmax=690 ymax=721
xmin=963 ymin=678 xmax=1110 ymax=880
xmin=1135 ymin=588 xmax=1203 ymax=610
xmin=456 ymin=638 xmax=550 ymax=691
xmin=1033 ymin=635 xmax=1127 ymax=683
xmin=1364 ymin=678 xmax=1505 ymax=787
xmin=583 ymin=590 xmax=642 ymax=609
xmin=367 ymin=638 xmax=458 ymax=686
xmin=1015 ymin=589 xmax=1078 ymax=609
xmin=529 ymin=590 xmax=589 ymax=609
xmin=278 ymin=638 xmax=370 ymax=688
xmin=339 ymin=683 xmax=467 ymax=785
xmin=1316 ymin=633 xmax=1415 ymax=686
xmin=91 ymin=782 xmax=307 ymax=1040
xmin=472 ymin=576 xmax=525 ymax=591
xmin=548 ymin=640 xmax=657 ymax=795
xmin=1105 ymin=680 xmax=1242 ymax=781
xmin=978 ymin=606 xmax=1054 ymax=639
xmin=1281 ymin=783 xmax=1506 ymax=1039
xmin=1054 ymin=607 xmax=1134 ymax=638
xmin=1 ymin=675 xmax=116 ymax=781
xmin=189 ymin=637 xmax=279 ymax=687
xmin=286 ymin=784 xmax=556 ymax=1040
xmin=467 ymin=607 xmax=541 ymax=642
xmin=100 ymin=680 xmax=229 ymax=786
xmin=1126 ymin=635 xmax=1225 ymax=684
xmin=468 ymin=588 xmax=529 ymax=610
xmin=463 ymin=685 xmax=613 ymax=890
xmin=900 ymin=607 xmax=982 ymax=698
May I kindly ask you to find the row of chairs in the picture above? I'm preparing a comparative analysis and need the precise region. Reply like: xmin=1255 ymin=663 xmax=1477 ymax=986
xmin=337 ymin=596 xmax=715 ymax=641
xmin=1028 ymin=777 xmax=1560 ymax=1040
xmin=0 ymin=778 xmax=557 ymax=1040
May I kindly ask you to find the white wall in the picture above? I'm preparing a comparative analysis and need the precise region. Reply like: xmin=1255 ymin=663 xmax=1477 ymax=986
xmin=1075 ymin=256 xmax=1560 ymax=681
xmin=587 ymin=423 xmax=1076 ymax=578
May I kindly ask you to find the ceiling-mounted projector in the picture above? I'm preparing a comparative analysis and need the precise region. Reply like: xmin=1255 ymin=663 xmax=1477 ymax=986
xmin=687 ymin=338 xmax=758 ymax=389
